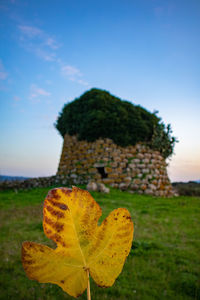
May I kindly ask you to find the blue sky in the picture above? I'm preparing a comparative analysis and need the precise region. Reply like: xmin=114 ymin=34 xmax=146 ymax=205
xmin=0 ymin=0 xmax=199 ymax=181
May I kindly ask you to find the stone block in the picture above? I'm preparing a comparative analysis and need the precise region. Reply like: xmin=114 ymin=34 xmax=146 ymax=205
xmin=105 ymin=167 xmax=112 ymax=173
xmin=115 ymin=167 xmax=122 ymax=173
xmin=110 ymin=183 xmax=119 ymax=188
xmin=88 ymin=168 xmax=97 ymax=174
xmin=151 ymin=159 xmax=157 ymax=164
xmin=126 ymin=153 xmax=134 ymax=158
xmin=119 ymin=162 xmax=126 ymax=168
xmin=70 ymin=174 xmax=77 ymax=178
xmin=141 ymin=184 xmax=147 ymax=190
xmin=144 ymin=189 xmax=154 ymax=195
xmin=151 ymin=180 xmax=158 ymax=185
xmin=110 ymin=162 xmax=118 ymax=168
xmin=133 ymin=178 xmax=141 ymax=185
xmin=143 ymin=158 xmax=150 ymax=164
xmin=132 ymin=158 xmax=140 ymax=164
xmin=103 ymin=157 xmax=109 ymax=162
xmin=114 ymin=157 xmax=121 ymax=162
xmin=94 ymin=163 xmax=105 ymax=168
xmin=149 ymin=164 xmax=155 ymax=169
xmin=129 ymin=163 xmax=136 ymax=169
xmin=148 ymin=184 xmax=157 ymax=190
xmin=87 ymin=182 xmax=98 ymax=191
xmin=130 ymin=184 xmax=139 ymax=191
xmin=131 ymin=171 xmax=138 ymax=177
xmin=142 ymin=168 xmax=150 ymax=174
xmin=144 ymin=153 xmax=152 ymax=159
xmin=124 ymin=177 xmax=132 ymax=183
xmin=115 ymin=178 xmax=123 ymax=183
xmin=119 ymin=173 xmax=127 ymax=179
xmin=119 ymin=182 xmax=129 ymax=190
xmin=137 ymin=153 xmax=144 ymax=159
xmin=138 ymin=164 xmax=146 ymax=169
xmin=94 ymin=174 xmax=101 ymax=180
xmin=108 ymin=173 xmax=119 ymax=179
xmin=102 ymin=178 xmax=114 ymax=184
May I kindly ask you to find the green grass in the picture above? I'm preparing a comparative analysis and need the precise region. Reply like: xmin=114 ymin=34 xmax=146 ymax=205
xmin=0 ymin=187 xmax=200 ymax=300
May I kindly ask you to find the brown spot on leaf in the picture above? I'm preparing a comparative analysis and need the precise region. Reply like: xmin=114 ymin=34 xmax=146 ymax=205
xmin=59 ymin=203 xmax=68 ymax=210
xmin=48 ymin=233 xmax=65 ymax=247
xmin=23 ymin=259 xmax=35 ymax=265
xmin=44 ymin=216 xmax=64 ymax=232
xmin=115 ymin=231 xmax=130 ymax=239
xmin=61 ymin=188 xmax=72 ymax=196
xmin=60 ymin=280 xmax=65 ymax=284
xmin=103 ymin=219 xmax=107 ymax=225
xmin=48 ymin=199 xmax=69 ymax=211
xmin=23 ymin=253 xmax=32 ymax=258
xmin=50 ymin=233 xmax=62 ymax=243
xmin=45 ymin=205 xmax=64 ymax=218
xmin=45 ymin=228 xmax=53 ymax=235
xmin=39 ymin=246 xmax=45 ymax=252
xmin=50 ymin=189 xmax=61 ymax=199
xmin=90 ymin=201 xmax=94 ymax=209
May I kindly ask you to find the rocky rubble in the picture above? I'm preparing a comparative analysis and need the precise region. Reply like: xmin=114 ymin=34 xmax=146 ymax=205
xmin=86 ymin=182 xmax=110 ymax=193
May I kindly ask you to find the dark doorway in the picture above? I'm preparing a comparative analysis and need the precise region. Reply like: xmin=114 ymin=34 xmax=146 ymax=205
xmin=97 ymin=167 xmax=107 ymax=179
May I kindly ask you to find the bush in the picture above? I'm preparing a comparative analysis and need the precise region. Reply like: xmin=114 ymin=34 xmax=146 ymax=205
xmin=55 ymin=88 xmax=177 ymax=158
xmin=172 ymin=182 xmax=200 ymax=196
xmin=150 ymin=122 xmax=178 ymax=159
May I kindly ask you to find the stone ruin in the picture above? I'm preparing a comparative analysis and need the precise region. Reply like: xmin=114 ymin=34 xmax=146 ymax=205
xmin=57 ymin=134 xmax=173 ymax=197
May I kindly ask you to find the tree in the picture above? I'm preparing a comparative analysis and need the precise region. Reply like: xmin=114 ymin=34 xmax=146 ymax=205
xmin=55 ymin=88 xmax=177 ymax=158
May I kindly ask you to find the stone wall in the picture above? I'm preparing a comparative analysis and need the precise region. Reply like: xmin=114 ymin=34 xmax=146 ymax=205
xmin=57 ymin=134 xmax=173 ymax=196
xmin=0 ymin=175 xmax=63 ymax=191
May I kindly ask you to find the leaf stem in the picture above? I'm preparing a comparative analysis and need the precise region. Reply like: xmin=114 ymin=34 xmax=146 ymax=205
xmin=87 ymin=269 xmax=91 ymax=300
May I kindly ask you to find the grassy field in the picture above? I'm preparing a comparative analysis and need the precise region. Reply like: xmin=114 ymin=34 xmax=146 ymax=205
xmin=0 ymin=187 xmax=200 ymax=300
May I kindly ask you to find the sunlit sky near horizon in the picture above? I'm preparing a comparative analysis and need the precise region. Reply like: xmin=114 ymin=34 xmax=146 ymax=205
xmin=0 ymin=0 xmax=200 ymax=182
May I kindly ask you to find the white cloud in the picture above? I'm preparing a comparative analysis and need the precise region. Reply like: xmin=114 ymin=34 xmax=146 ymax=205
xmin=77 ymin=79 xmax=89 ymax=86
xmin=62 ymin=65 xmax=82 ymax=78
xmin=18 ymin=25 xmax=43 ymax=38
xmin=17 ymin=24 xmax=89 ymax=86
xmin=17 ymin=25 xmax=60 ymax=61
xmin=34 ymin=48 xmax=56 ymax=61
xmin=45 ymin=37 xmax=60 ymax=50
xmin=61 ymin=64 xmax=89 ymax=86
xmin=0 ymin=60 xmax=8 ymax=80
xmin=30 ymin=84 xmax=51 ymax=100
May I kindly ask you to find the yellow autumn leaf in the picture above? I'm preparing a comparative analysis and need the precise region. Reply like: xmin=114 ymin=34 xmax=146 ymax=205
xmin=22 ymin=186 xmax=134 ymax=298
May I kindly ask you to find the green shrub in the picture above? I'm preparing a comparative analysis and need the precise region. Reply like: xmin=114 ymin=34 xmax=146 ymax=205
xmin=55 ymin=88 xmax=177 ymax=158
xmin=149 ymin=122 xmax=178 ymax=158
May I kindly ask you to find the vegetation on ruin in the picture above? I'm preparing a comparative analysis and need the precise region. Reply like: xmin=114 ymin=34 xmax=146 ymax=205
xmin=55 ymin=88 xmax=177 ymax=158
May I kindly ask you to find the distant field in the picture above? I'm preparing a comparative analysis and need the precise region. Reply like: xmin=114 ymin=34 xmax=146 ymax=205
xmin=0 ymin=187 xmax=200 ymax=300
xmin=172 ymin=181 xmax=200 ymax=197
